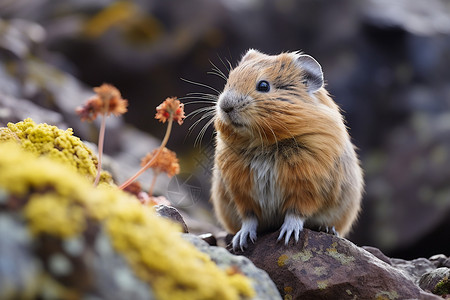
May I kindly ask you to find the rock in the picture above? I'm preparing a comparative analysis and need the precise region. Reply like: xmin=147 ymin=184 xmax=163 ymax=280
xmin=0 ymin=214 xmax=39 ymax=298
xmin=362 ymin=245 xmax=391 ymax=264
xmin=363 ymin=0 xmax=450 ymax=35
xmin=430 ymin=254 xmax=450 ymax=268
xmin=0 ymin=142 xmax=257 ymax=300
xmin=0 ymin=93 xmax=64 ymax=128
xmin=419 ymin=267 xmax=450 ymax=296
xmin=182 ymin=233 xmax=282 ymax=300
xmin=357 ymin=112 xmax=450 ymax=259
xmin=2 ymin=1 xmax=450 ymax=260
xmin=0 ymin=212 xmax=155 ymax=300
xmin=198 ymin=233 xmax=217 ymax=246
xmin=236 ymin=229 xmax=440 ymax=300
xmin=154 ymin=204 xmax=189 ymax=233
xmin=390 ymin=257 xmax=438 ymax=284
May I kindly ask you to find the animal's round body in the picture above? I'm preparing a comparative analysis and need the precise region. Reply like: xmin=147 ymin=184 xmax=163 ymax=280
xmin=211 ymin=49 xmax=363 ymax=250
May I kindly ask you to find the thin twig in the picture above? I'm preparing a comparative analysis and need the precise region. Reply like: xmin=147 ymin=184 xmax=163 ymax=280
xmin=94 ymin=111 xmax=107 ymax=186
xmin=119 ymin=118 xmax=173 ymax=190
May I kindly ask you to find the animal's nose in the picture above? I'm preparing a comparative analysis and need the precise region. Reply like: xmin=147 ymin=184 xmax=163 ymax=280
xmin=221 ymin=105 xmax=234 ymax=114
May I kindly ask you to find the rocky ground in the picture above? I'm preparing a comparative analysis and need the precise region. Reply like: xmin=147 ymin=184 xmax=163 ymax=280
xmin=1 ymin=0 xmax=450 ymax=299
xmin=1 ymin=0 xmax=450 ymax=259
xmin=161 ymin=206 xmax=450 ymax=299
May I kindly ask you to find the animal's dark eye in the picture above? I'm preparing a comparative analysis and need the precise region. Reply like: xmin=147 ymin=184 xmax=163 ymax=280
xmin=256 ymin=80 xmax=270 ymax=92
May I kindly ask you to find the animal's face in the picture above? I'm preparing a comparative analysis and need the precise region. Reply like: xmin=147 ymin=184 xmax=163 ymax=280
xmin=215 ymin=49 xmax=327 ymax=144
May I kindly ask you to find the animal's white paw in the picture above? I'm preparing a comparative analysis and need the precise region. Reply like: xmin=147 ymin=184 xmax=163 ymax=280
xmin=318 ymin=225 xmax=340 ymax=236
xmin=277 ymin=214 xmax=305 ymax=245
xmin=232 ymin=217 xmax=258 ymax=252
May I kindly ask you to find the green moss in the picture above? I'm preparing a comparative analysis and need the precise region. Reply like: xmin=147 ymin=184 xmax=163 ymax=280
xmin=1 ymin=118 xmax=111 ymax=183
xmin=0 ymin=142 xmax=255 ymax=300
xmin=434 ymin=276 xmax=449 ymax=295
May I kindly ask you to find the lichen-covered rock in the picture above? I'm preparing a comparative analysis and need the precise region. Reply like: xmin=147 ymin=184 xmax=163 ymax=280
xmin=0 ymin=142 xmax=255 ymax=300
xmin=0 ymin=118 xmax=112 ymax=184
xmin=237 ymin=229 xmax=440 ymax=300
xmin=419 ymin=267 xmax=450 ymax=296
xmin=183 ymin=233 xmax=282 ymax=300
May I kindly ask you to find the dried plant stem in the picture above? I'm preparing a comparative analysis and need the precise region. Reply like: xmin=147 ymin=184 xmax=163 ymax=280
xmin=119 ymin=118 xmax=173 ymax=190
xmin=148 ymin=171 xmax=159 ymax=196
xmin=94 ymin=112 xmax=107 ymax=186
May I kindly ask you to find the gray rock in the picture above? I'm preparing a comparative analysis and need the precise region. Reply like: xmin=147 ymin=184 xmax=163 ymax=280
xmin=390 ymin=257 xmax=437 ymax=285
xmin=91 ymin=229 xmax=155 ymax=300
xmin=429 ymin=254 xmax=450 ymax=268
xmin=419 ymin=267 xmax=450 ymax=295
xmin=363 ymin=0 xmax=450 ymax=35
xmin=155 ymin=204 xmax=189 ymax=233
xmin=0 ymin=93 xmax=64 ymax=127
xmin=182 ymin=233 xmax=282 ymax=300
xmin=0 ymin=213 xmax=40 ymax=299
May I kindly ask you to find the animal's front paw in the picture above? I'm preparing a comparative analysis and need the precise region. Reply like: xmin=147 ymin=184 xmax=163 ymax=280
xmin=277 ymin=214 xmax=305 ymax=245
xmin=232 ymin=217 xmax=258 ymax=252
xmin=318 ymin=226 xmax=340 ymax=236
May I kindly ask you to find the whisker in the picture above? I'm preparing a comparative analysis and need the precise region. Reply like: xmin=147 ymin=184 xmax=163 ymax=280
xmin=188 ymin=111 xmax=216 ymax=130
xmin=186 ymin=91 xmax=218 ymax=97
xmin=181 ymin=93 xmax=217 ymax=102
xmin=217 ymin=54 xmax=233 ymax=73
xmin=181 ymin=100 xmax=217 ymax=105
xmin=187 ymin=112 xmax=215 ymax=142
xmin=208 ymin=70 xmax=228 ymax=81
xmin=186 ymin=106 xmax=216 ymax=119
xmin=195 ymin=117 xmax=216 ymax=147
xmin=181 ymin=78 xmax=221 ymax=95
xmin=209 ymin=60 xmax=228 ymax=81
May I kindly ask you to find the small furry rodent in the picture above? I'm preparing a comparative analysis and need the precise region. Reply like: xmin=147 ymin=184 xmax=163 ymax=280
xmin=211 ymin=49 xmax=363 ymax=251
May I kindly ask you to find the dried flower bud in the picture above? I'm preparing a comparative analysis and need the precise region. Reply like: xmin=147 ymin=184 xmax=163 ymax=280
xmin=155 ymin=97 xmax=185 ymax=125
xmin=141 ymin=147 xmax=180 ymax=177
xmin=123 ymin=181 xmax=142 ymax=198
xmin=76 ymin=97 xmax=103 ymax=121
xmin=76 ymin=83 xmax=128 ymax=121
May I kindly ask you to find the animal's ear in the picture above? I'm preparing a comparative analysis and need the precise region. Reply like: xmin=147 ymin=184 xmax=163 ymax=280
xmin=295 ymin=54 xmax=324 ymax=93
xmin=239 ymin=49 xmax=261 ymax=64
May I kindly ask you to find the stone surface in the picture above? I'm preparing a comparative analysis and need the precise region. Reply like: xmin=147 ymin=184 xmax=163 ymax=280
xmin=183 ymin=233 xmax=282 ymax=300
xmin=430 ymin=254 xmax=450 ymax=269
xmin=236 ymin=229 xmax=441 ymax=300
xmin=198 ymin=233 xmax=217 ymax=246
xmin=419 ymin=268 xmax=450 ymax=296
xmin=390 ymin=257 xmax=438 ymax=284
xmin=155 ymin=204 xmax=189 ymax=233
xmin=1 ymin=0 xmax=450 ymax=260
xmin=0 ymin=142 xmax=257 ymax=300
xmin=0 ymin=212 xmax=155 ymax=300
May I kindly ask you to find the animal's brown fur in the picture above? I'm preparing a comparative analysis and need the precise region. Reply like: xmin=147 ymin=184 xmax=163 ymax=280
xmin=211 ymin=50 xmax=363 ymax=241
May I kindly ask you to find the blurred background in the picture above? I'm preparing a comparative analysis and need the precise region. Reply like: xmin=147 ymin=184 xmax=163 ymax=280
xmin=1 ymin=0 xmax=449 ymax=260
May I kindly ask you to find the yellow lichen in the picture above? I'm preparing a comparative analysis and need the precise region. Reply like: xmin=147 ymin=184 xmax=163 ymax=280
xmin=24 ymin=194 xmax=86 ymax=238
xmin=278 ymin=254 xmax=289 ymax=267
xmin=313 ymin=266 xmax=327 ymax=276
xmin=283 ymin=286 xmax=293 ymax=300
xmin=292 ymin=249 xmax=313 ymax=262
xmin=326 ymin=242 xmax=355 ymax=265
xmin=317 ymin=280 xmax=328 ymax=290
xmin=375 ymin=290 xmax=399 ymax=300
xmin=0 ymin=142 xmax=255 ymax=300
xmin=1 ymin=118 xmax=111 ymax=183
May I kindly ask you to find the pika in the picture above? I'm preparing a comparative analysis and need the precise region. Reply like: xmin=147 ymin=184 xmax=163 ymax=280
xmin=211 ymin=49 xmax=363 ymax=251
